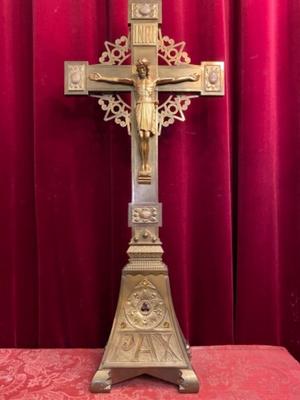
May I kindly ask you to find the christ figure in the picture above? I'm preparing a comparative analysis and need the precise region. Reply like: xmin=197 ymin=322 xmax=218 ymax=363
xmin=89 ymin=58 xmax=200 ymax=180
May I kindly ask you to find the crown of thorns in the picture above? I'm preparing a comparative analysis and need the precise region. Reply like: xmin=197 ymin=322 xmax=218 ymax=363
xmin=136 ymin=58 xmax=150 ymax=68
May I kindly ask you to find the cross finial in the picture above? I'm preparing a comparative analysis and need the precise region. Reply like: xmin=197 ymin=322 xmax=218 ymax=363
xmin=128 ymin=0 xmax=162 ymax=24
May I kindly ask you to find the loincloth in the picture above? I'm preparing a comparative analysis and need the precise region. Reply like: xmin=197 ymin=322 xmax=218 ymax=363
xmin=135 ymin=102 xmax=157 ymax=134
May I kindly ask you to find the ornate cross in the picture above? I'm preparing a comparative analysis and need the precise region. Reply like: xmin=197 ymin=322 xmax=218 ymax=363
xmin=65 ymin=0 xmax=224 ymax=393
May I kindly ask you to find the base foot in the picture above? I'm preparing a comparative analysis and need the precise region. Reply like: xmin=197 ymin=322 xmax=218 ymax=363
xmin=90 ymin=366 xmax=199 ymax=393
xmin=90 ymin=369 xmax=111 ymax=393
xmin=178 ymin=368 xmax=199 ymax=393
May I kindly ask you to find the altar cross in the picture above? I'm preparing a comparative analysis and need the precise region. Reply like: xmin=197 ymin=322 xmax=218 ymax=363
xmin=65 ymin=0 xmax=224 ymax=198
xmin=64 ymin=0 xmax=224 ymax=393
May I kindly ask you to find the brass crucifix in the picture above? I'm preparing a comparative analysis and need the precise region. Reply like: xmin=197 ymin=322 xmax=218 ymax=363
xmin=90 ymin=59 xmax=199 ymax=181
xmin=65 ymin=0 xmax=224 ymax=393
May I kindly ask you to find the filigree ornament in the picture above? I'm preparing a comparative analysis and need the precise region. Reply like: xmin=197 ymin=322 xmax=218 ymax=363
xmin=158 ymin=30 xmax=191 ymax=65
xmin=96 ymin=33 xmax=195 ymax=133
xmin=158 ymin=95 xmax=198 ymax=135
xmin=93 ymin=94 xmax=131 ymax=134
xmin=99 ymin=36 xmax=130 ymax=65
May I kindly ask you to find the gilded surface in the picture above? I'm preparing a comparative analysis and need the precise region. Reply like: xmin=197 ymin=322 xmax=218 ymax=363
xmin=97 ymin=95 xmax=131 ymax=134
xmin=68 ymin=65 xmax=85 ymax=90
xmin=64 ymin=63 xmax=88 ymax=94
xmin=102 ymin=273 xmax=186 ymax=368
xmin=132 ymin=23 xmax=158 ymax=45
xmin=124 ymin=278 xmax=166 ymax=330
xmin=132 ymin=3 xmax=159 ymax=19
xmin=132 ymin=206 xmax=158 ymax=224
xmin=112 ymin=332 xmax=182 ymax=364
xmin=89 ymin=58 xmax=199 ymax=182
xmin=87 ymin=30 xmax=223 ymax=138
xmin=204 ymin=63 xmax=223 ymax=93
xmin=64 ymin=0 xmax=224 ymax=393
xmin=99 ymin=36 xmax=130 ymax=65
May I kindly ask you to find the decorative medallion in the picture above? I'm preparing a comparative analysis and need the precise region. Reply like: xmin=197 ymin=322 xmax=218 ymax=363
xmin=67 ymin=64 xmax=86 ymax=91
xmin=132 ymin=3 xmax=159 ymax=19
xmin=204 ymin=64 xmax=222 ymax=92
xmin=132 ymin=207 xmax=158 ymax=224
xmin=124 ymin=279 xmax=166 ymax=330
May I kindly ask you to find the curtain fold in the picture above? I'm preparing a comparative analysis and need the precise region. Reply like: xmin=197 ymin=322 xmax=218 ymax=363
xmin=1 ymin=0 xmax=300 ymax=361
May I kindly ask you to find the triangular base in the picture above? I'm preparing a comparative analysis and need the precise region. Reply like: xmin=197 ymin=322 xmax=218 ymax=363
xmin=90 ymin=261 xmax=199 ymax=393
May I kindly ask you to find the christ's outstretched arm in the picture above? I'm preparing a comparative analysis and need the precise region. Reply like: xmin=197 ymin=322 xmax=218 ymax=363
xmin=89 ymin=73 xmax=134 ymax=86
xmin=156 ymin=73 xmax=200 ymax=85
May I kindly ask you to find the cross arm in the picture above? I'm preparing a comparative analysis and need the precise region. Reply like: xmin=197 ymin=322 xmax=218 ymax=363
xmin=156 ymin=73 xmax=199 ymax=86
xmin=64 ymin=62 xmax=133 ymax=95
xmin=157 ymin=62 xmax=224 ymax=96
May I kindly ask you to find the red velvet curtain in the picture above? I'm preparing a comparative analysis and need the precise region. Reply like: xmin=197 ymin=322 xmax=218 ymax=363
xmin=1 ymin=0 xmax=300 ymax=361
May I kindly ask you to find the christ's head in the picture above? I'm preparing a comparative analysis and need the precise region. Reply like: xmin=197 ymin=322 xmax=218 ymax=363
xmin=136 ymin=58 xmax=150 ymax=79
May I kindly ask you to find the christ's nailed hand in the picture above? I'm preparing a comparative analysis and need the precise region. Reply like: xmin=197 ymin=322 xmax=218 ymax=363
xmin=89 ymin=73 xmax=102 ymax=81
xmin=191 ymin=73 xmax=200 ymax=82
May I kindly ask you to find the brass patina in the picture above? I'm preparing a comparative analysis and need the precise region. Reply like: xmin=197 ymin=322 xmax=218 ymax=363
xmin=65 ymin=0 xmax=224 ymax=393
xmin=90 ymin=58 xmax=199 ymax=181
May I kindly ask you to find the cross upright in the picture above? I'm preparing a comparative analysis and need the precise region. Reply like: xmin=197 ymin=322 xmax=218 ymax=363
xmin=65 ymin=0 xmax=224 ymax=394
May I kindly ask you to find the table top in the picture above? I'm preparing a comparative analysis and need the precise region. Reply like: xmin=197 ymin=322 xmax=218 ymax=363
xmin=1 ymin=345 xmax=300 ymax=399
